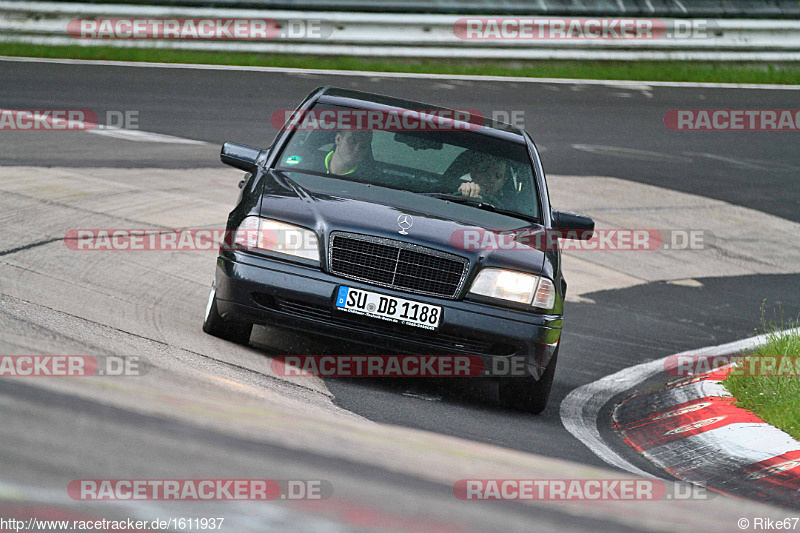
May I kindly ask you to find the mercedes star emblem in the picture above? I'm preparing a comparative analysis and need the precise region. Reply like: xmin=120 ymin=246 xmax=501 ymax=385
xmin=397 ymin=214 xmax=413 ymax=235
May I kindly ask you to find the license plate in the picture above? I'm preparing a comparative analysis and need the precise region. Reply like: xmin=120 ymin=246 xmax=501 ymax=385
xmin=335 ymin=286 xmax=441 ymax=330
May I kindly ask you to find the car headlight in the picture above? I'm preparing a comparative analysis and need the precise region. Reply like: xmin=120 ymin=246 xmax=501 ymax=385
xmin=469 ymin=268 xmax=556 ymax=309
xmin=234 ymin=216 xmax=320 ymax=262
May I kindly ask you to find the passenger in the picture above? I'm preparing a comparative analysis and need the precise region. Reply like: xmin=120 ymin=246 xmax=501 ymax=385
xmin=324 ymin=129 xmax=373 ymax=176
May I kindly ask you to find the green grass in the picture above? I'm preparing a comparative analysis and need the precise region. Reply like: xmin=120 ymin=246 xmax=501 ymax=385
xmin=3 ymin=42 xmax=800 ymax=84
xmin=724 ymin=315 xmax=800 ymax=441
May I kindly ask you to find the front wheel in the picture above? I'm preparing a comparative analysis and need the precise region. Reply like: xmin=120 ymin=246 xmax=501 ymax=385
xmin=202 ymin=278 xmax=253 ymax=345
xmin=498 ymin=349 xmax=558 ymax=414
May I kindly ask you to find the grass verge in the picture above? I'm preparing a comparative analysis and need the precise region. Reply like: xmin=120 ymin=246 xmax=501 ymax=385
xmin=724 ymin=316 xmax=800 ymax=441
xmin=3 ymin=42 xmax=800 ymax=84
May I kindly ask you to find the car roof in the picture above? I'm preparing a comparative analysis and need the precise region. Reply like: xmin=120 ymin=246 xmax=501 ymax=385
xmin=314 ymin=86 xmax=527 ymax=143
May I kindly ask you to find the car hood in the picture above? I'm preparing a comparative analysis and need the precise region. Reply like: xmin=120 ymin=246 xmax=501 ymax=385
xmin=258 ymin=170 xmax=546 ymax=274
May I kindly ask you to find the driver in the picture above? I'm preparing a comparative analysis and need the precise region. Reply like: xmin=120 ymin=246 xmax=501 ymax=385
xmin=457 ymin=152 xmax=511 ymax=204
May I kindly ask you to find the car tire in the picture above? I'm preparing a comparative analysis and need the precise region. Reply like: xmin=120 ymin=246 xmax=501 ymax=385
xmin=498 ymin=348 xmax=558 ymax=414
xmin=202 ymin=279 xmax=253 ymax=345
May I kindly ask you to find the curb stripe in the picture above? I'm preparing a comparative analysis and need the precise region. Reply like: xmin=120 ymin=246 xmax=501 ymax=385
xmin=560 ymin=328 xmax=799 ymax=479
xmin=614 ymin=365 xmax=800 ymax=507
xmin=620 ymin=396 xmax=764 ymax=452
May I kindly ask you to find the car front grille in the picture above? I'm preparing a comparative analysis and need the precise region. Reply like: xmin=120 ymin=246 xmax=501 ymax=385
xmin=328 ymin=232 xmax=468 ymax=299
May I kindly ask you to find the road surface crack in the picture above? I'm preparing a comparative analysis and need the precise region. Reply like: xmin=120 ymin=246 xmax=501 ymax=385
xmin=0 ymin=237 xmax=62 ymax=257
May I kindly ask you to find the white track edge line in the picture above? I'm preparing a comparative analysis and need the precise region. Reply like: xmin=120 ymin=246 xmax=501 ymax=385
xmin=3 ymin=55 xmax=800 ymax=91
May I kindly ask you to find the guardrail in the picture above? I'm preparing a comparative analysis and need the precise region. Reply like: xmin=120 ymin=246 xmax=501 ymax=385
xmin=2 ymin=1 xmax=800 ymax=61
xmin=33 ymin=0 xmax=800 ymax=18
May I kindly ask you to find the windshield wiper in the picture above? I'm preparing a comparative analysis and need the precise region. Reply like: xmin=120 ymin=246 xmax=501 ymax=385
xmin=419 ymin=192 xmax=539 ymax=223
xmin=419 ymin=192 xmax=496 ymax=209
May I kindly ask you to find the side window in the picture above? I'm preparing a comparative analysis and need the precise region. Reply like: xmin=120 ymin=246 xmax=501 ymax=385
xmin=276 ymin=129 xmax=334 ymax=169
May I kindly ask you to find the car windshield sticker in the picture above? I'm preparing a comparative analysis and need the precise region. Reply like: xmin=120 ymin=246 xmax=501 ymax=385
xmin=285 ymin=155 xmax=302 ymax=165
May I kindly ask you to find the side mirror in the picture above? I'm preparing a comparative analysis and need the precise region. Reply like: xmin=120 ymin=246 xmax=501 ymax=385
xmin=221 ymin=142 xmax=261 ymax=173
xmin=552 ymin=211 xmax=595 ymax=240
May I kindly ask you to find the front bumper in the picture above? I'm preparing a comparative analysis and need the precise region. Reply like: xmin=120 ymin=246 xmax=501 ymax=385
xmin=214 ymin=251 xmax=562 ymax=379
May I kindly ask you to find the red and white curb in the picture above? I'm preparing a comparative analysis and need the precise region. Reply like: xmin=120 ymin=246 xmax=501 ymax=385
xmin=614 ymin=365 xmax=800 ymax=508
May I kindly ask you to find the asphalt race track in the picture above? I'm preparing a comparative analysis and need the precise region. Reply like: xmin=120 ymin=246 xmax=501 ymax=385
xmin=1 ymin=57 xmax=800 ymax=532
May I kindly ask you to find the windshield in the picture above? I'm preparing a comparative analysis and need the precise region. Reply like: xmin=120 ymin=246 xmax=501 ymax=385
xmin=274 ymin=103 xmax=540 ymax=220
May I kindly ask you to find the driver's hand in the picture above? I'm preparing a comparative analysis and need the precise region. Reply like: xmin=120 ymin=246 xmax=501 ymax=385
xmin=458 ymin=182 xmax=483 ymax=198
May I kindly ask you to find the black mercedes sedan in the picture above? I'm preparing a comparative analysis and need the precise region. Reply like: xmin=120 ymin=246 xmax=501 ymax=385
xmin=203 ymin=87 xmax=593 ymax=413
